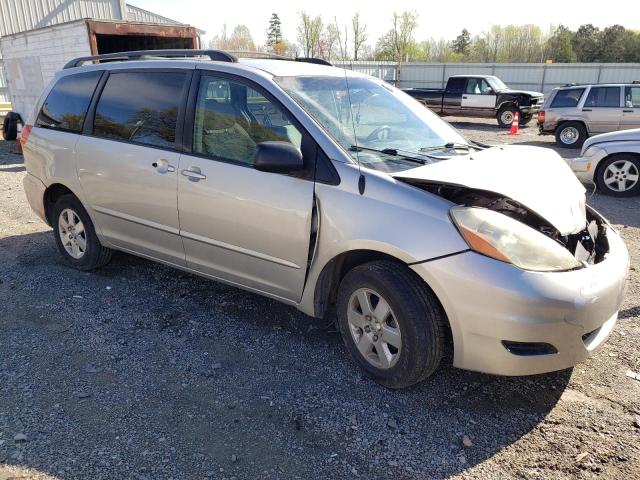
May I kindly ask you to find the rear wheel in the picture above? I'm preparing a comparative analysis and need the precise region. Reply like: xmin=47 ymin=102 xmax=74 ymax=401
xmin=51 ymin=194 xmax=112 ymax=270
xmin=555 ymin=121 xmax=587 ymax=148
xmin=595 ymin=154 xmax=640 ymax=197
xmin=497 ymin=106 xmax=518 ymax=128
xmin=336 ymin=260 xmax=447 ymax=389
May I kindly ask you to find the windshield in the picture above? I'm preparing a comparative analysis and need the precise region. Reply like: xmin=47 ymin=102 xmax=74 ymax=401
xmin=275 ymin=75 xmax=470 ymax=172
xmin=486 ymin=76 xmax=508 ymax=91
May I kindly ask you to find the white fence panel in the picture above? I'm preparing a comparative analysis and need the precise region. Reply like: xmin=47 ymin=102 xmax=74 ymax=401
xmin=336 ymin=62 xmax=640 ymax=94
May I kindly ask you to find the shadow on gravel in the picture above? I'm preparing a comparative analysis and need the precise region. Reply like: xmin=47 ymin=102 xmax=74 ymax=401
xmin=0 ymin=230 xmax=576 ymax=479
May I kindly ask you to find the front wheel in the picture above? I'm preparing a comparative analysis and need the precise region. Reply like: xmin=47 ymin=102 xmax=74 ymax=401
xmin=595 ymin=154 xmax=640 ymax=197
xmin=51 ymin=194 xmax=112 ymax=270
xmin=336 ymin=261 xmax=447 ymax=389
xmin=497 ymin=106 xmax=518 ymax=128
xmin=520 ymin=114 xmax=533 ymax=125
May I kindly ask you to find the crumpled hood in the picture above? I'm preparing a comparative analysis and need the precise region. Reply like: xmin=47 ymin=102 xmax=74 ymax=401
xmin=498 ymin=88 xmax=544 ymax=98
xmin=393 ymin=145 xmax=587 ymax=235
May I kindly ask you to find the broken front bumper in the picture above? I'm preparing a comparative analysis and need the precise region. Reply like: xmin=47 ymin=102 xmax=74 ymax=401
xmin=411 ymin=225 xmax=629 ymax=376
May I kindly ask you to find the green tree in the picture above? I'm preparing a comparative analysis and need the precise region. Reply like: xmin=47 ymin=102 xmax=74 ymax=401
xmin=374 ymin=11 xmax=418 ymax=63
xmin=228 ymin=25 xmax=255 ymax=51
xmin=599 ymin=25 xmax=628 ymax=62
xmin=451 ymin=29 xmax=471 ymax=56
xmin=545 ymin=25 xmax=577 ymax=62
xmin=572 ymin=24 xmax=601 ymax=62
xmin=266 ymin=13 xmax=283 ymax=48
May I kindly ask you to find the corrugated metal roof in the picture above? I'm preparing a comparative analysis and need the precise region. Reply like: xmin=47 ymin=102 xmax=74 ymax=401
xmin=0 ymin=1 xmax=198 ymax=37
xmin=0 ymin=0 xmax=125 ymax=36
xmin=126 ymin=4 xmax=182 ymax=25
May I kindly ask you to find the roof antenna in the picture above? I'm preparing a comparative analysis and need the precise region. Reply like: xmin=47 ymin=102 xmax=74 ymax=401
xmin=343 ymin=67 xmax=365 ymax=195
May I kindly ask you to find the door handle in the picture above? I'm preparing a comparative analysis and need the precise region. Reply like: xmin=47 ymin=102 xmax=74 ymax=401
xmin=152 ymin=159 xmax=175 ymax=174
xmin=462 ymin=95 xmax=468 ymax=99
xmin=623 ymin=109 xmax=634 ymax=113
xmin=582 ymin=108 xmax=592 ymax=112
xmin=181 ymin=166 xmax=206 ymax=182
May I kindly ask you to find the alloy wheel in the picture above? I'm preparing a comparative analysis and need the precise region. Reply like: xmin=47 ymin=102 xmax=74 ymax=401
xmin=347 ymin=288 xmax=402 ymax=369
xmin=603 ymin=159 xmax=640 ymax=193
xmin=58 ymin=208 xmax=87 ymax=259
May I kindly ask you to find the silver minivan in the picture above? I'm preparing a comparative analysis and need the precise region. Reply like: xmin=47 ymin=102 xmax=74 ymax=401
xmin=22 ymin=50 xmax=629 ymax=388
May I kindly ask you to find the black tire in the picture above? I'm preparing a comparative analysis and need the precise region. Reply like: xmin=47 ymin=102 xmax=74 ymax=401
xmin=555 ymin=121 xmax=587 ymax=148
xmin=2 ymin=115 xmax=18 ymax=141
xmin=497 ymin=106 xmax=518 ymax=128
xmin=336 ymin=260 xmax=447 ymax=389
xmin=595 ymin=154 xmax=640 ymax=197
xmin=51 ymin=194 xmax=112 ymax=270
xmin=520 ymin=114 xmax=533 ymax=125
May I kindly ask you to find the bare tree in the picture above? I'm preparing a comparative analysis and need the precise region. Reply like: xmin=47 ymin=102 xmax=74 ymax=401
xmin=297 ymin=12 xmax=323 ymax=57
xmin=334 ymin=17 xmax=349 ymax=61
xmin=390 ymin=11 xmax=418 ymax=63
xmin=352 ymin=12 xmax=368 ymax=61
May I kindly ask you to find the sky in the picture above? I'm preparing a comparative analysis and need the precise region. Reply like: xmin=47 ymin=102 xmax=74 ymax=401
xmin=129 ymin=0 xmax=637 ymax=47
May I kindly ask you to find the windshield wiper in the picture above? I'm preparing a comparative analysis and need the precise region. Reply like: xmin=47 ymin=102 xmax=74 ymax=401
xmin=349 ymin=145 xmax=428 ymax=165
xmin=419 ymin=142 xmax=479 ymax=153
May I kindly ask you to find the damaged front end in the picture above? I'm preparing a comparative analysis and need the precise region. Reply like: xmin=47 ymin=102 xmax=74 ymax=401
xmin=403 ymin=180 xmax=610 ymax=267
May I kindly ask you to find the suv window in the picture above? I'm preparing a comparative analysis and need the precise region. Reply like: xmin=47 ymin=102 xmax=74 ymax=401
xmin=93 ymin=71 xmax=187 ymax=148
xmin=625 ymin=86 xmax=640 ymax=108
xmin=585 ymin=87 xmax=621 ymax=108
xmin=550 ymin=88 xmax=585 ymax=108
xmin=36 ymin=71 xmax=101 ymax=132
xmin=465 ymin=78 xmax=492 ymax=95
xmin=193 ymin=75 xmax=302 ymax=165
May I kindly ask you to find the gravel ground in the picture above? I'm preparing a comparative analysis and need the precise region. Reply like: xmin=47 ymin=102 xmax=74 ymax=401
xmin=1 ymin=119 xmax=639 ymax=479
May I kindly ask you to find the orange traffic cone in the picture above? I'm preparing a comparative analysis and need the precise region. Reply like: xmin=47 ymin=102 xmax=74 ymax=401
xmin=508 ymin=112 xmax=520 ymax=135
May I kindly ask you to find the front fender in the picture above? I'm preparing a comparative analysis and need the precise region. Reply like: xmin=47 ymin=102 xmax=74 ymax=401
xmin=297 ymin=162 xmax=467 ymax=316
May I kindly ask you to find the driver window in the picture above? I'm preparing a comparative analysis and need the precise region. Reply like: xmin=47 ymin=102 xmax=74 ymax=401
xmin=193 ymin=76 xmax=302 ymax=165
xmin=465 ymin=78 xmax=492 ymax=95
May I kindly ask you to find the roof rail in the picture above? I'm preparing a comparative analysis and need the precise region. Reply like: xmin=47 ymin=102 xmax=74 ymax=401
xmin=295 ymin=57 xmax=333 ymax=66
xmin=230 ymin=51 xmax=333 ymax=66
xmin=63 ymin=49 xmax=237 ymax=69
xmin=229 ymin=51 xmax=290 ymax=60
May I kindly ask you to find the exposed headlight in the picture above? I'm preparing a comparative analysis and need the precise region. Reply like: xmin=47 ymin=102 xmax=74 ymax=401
xmin=450 ymin=207 xmax=583 ymax=272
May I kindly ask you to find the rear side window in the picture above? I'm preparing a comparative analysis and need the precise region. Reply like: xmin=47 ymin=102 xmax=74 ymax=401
xmin=585 ymin=87 xmax=621 ymax=108
xmin=625 ymin=86 xmax=640 ymax=108
xmin=446 ymin=77 xmax=466 ymax=94
xmin=93 ymin=71 xmax=187 ymax=148
xmin=36 ymin=71 xmax=101 ymax=132
xmin=550 ymin=88 xmax=585 ymax=108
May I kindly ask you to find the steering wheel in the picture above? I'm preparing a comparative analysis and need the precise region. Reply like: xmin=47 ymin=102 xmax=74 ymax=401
xmin=366 ymin=126 xmax=392 ymax=142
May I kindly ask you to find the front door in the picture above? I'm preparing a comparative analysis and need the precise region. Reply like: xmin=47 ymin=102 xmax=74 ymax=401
xmin=77 ymin=69 xmax=191 ymax=266
xmin=581 ymin=86 xmax=622 ymax=133
xmin=621 ymin=86 xmax=640 ymax=130
xmin=461 ymin=78 xmax=496 ymax=115
xmin=177 ymin=73 xmax=315 ymax=302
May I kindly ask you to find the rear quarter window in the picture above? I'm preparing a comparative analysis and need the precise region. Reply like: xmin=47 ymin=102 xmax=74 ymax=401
xmin=36 ymin=71 xmax=102 ymax=132
xmin=550 ymin=88 xmax=585 ymax=108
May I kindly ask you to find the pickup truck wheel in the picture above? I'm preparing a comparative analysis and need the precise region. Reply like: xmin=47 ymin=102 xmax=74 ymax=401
xmin=336 ymin=260 xmax=447 ymax=389
xmin=497 ymin=106 xmax=518 ymax=128
xmin=520 ymin=114 xmax=533 ymax=125
xmin=555 ymin=121 xmax=587 ymax=148
xmin=52 ymin=194 xmax=112 ymax=270
xmin=595 ymin=154 xmax=640 ymax=197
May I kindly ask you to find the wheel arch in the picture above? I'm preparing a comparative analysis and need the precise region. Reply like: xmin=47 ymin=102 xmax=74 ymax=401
xmin=43 ymin=183 xmax=76 ymax=225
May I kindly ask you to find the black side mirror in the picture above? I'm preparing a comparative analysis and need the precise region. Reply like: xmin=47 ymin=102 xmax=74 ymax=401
xmin=253 ymin=141 xmax=304 ymax=173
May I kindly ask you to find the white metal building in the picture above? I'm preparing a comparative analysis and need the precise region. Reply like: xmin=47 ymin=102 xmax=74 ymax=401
xmin=0 ymin=0 xmax=200 ymax=117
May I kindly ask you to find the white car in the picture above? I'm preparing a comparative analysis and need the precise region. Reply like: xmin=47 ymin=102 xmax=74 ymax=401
xmin=569 ymin=128 xmax=640 ymax=196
